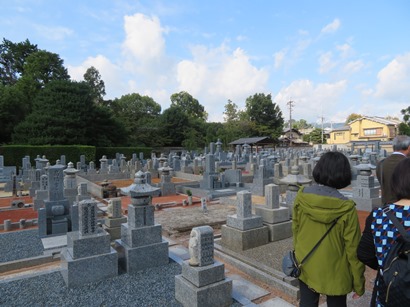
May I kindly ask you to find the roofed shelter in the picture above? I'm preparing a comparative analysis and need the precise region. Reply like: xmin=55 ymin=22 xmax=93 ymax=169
xmin=228 ymin=136 xmax=274 ymax=152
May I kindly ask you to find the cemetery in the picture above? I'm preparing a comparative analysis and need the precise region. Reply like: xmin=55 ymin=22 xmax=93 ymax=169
xmin=0 ymin=141 xmax=387 ymax=306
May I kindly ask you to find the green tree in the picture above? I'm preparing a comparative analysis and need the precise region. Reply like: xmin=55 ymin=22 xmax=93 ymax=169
xmin=160 ymin=106 xmax=189 ymax=147
xmin=303 ymin=128 xmax=326 ymax=144
xmin=244 ymin=93 xmax=284 ymax=139
xmin=12 ymin=80 xmax=126 ymax=146
xmin=111 ymin=93 xmax=162 ymax=146
xmin=399 ymin=106 xmax=410 ymax=135
xmin=345 ymin=113 xmax=362 ymax=125
xmin=223 ymin=99 xmax=239 ymax=122
xmin=83 ymin=66 xmax=106 ymax=104
xmin=0 ymin=84 xmax=26 ymax=144
xmin=170 ymin=91 xmax=208 ymax=121
xmin=0 ymin=38 xmax=38 ymax=85
xmin=292 ymin=119 xmax=312 ymax=130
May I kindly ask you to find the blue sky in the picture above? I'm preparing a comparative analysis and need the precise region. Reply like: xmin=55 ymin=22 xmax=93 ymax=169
xmin=2 ymin=1 xmax=410 ymax=125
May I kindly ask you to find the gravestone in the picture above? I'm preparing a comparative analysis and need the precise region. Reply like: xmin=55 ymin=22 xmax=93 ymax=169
xmin=60 ymin=199 xmax=118 ymax=287
xmin=175 ymin=226 xmax=232 ymax=307
xmin=115 ymin=171 xmax=169 ymax=273
xmin=221 ymin=190 xmax=269 ymax=251
xmin=38 ymin=164 xmax=73 ymax=237
xmin=158 ymin=162 xmax=176 ymax=196
xmin=352 ymin=161 xmax=381 ymax=211
xmin=254 ymin=184 xmax=292 ymax=241
xmin=103 ymin=198 xmax=127 ymax=240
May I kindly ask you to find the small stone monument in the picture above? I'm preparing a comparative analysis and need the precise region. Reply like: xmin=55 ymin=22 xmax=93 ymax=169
xmin=115 ymin=171 xmax=169 ymax=273
xmin=255 ymin=184 xmax=292 ymax=241
xmin=352 ymin=159 xmax=381 ymax=211
xmin=221 ymin=190 xmax=269 ymax=251
xmin=103 ymin=198 xmax=127 ymax=240
xmin=175 ymin=226 xmax=232 ymax=307
xmin=60 ymin=199 xmax=118 ymax=287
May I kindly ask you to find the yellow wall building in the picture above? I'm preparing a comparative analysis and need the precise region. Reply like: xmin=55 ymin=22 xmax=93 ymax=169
xmin=327 ymin=116 xmax=401 ymax=145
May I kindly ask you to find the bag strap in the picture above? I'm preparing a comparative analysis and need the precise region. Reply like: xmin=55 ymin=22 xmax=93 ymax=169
xmin=300 ymin=218 xmax=339 ymax=265
xmin=384 ymin=208 xmax=410 ymax=240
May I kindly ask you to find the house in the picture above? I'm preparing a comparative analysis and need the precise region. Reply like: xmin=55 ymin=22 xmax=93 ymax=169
xmin=327 ymin=116 xmax=401 ymax=145
xmin=279 ymin=128 xmax=309 ymax=146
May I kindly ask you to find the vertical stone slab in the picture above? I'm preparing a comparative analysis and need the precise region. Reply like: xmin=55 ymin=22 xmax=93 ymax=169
xmin=79 ymin=200 xmax=98 ymax=236
xmin=265 ymin=184 xmax=280 ymax=209
xmin=237 ymin=190 xmax=252 ymax=219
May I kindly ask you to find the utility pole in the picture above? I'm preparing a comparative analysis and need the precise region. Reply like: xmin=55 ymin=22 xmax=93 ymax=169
xmin=318 ymin=114 xmax=325 ymax=144
xmin=287 ymin=100 xmax=295 ymax=146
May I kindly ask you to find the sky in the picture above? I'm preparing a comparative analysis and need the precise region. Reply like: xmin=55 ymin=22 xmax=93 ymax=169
xmin=1 ymin=0 xmax=410 ymax=125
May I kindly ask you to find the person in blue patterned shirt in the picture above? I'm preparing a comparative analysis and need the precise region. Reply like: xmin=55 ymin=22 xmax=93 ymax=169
xmin=357 ymin=157 xmax=410 ymax=306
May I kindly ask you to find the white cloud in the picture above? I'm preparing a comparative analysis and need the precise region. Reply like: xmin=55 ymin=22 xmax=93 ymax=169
xmin=336 ymin=43 xmax=353 ymax=58
xmin=122 ymin=13 xmax=166 ymax=63
xmin=274 ymin=50 xmax=286 ymax=69
xmin=34 ymin=25 xmax=73 ymax=40
xmin=374 ymin=52 xmax=410 ymax=101
xmin=67 ymin=55 xmax=126 ymax=99
xmin=343 ymin=60 xmax=364 ymax=74
xmin=318 ymin=51 xmax=336 ymax=74
xmin=321 ymin=18 xmax=341 ymax=34
xmin=176 ymin=46 xmax=269 ymax=122
xmin=274 ymin=79 xmax=347 ymax=123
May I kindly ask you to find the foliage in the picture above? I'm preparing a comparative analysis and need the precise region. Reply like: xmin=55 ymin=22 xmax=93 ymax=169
xmin=160 ymin=105 xmax=190 ymax=147
xmin=223 ymin=99 xmax=240 ymax=122
xmin=0 ymin=145 xmax=96 ymax=168
xmin=12 ymin=80 xmax=126 ymax=146
xmin=244 ymin=93 xmax=284 ymax=140
xmin=0 ymin=84 xmax=26 ymax=144
xmin=345 ymin=113 xmax=362 ymax=124
xmin=398 ymin=122 xmax=410 ymax=136
xmin=0 ymin=38 xmax=38 ymax=85
xmin=83 ymin=66 xmax=106 ymax=104
xmin=170 ymin=91 xmax=208 ymax=121
xmin=302 ymin=128 xmax=326 ymax=144
xmin=292 ymin=119 xmax=312 ymax=130
xmin=111 ymin=93 xmax=162 ymax=146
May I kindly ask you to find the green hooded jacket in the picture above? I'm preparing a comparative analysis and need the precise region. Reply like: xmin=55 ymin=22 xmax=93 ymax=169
xmin=292 ymin=186 xmax=365 ymax=296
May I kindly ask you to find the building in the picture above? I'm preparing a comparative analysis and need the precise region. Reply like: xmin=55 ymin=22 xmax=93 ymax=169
xmin=327 ymin=116 xmax=401 ymax=145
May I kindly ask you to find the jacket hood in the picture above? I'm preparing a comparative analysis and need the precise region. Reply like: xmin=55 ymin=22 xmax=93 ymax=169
xmin=296 ymin=186 xmax=356 ymax=224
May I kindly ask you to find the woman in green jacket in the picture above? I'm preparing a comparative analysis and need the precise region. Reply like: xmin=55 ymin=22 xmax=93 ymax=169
xmin=292 ymin=151 xmax=365 ymax=307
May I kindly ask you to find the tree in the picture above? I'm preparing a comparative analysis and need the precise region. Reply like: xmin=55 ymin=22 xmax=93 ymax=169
xmin=292 ymin=119 xmax=312 ymax=130
xmin=223 ymin=99 xmax=239 ymax=122
xmin=12 ymin=80 xmax=126 ymax=146
xmin=399 ymin=107 xmax=410 ymax=135
xmin=111 ymin=93 xmax=162 ymax=146
xmin=159 ymin=106 xmax=189 ymax=147
xmin=303 ymin=128 xmax=326 ymax=144
xmin=345 ymin=113 xmax=362 ymax=125
xmin=170 ymin=91 xmax=208 ymax=121
xmin=83 ymin=66 xmax=106 ymax=104
xmin=0 ymin=84 xmax=26 ymax=144
xmin=244 ymin=93 xmax=284 ymax=139
xmin=0 ymin=38 xmax=38 ymax=85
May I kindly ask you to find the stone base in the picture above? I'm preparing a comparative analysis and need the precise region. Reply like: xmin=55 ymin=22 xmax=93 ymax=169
xmin=264 ymin=220 xmax=292 ymax=242
xmin=353 ymin=197 xmax=381 ymax=211
xmin=255 ymin=206 xmax=289 ymax=224
xmin=60 ymin=247 xmax=118 ymax=288
xmin=115 ymin=239 xmax=169 ymax=274
xmin=181 ymin=260 xmax=225 ymax=287
xmin=67 ymin=229 xmax=111 ymax=259
xmin=103 ymin=226 xmax=122 ymax=240
xmin=175 ymin=275 xmax=232 ymax=307
xmin=226 ymin=214 xmax=263 ymax=230
xmin=121 ymin=224 xmax=163 ymax=247
xmin=220 ymin=225 xmax=269 ymax=252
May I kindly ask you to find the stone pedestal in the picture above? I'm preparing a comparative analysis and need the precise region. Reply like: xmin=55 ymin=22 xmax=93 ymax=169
xmin=103 ymin=216 xmax=127 ymax=240
xmin=255 ymin=184 xmax=292 ymax=242
xmin=60 ymin=200 xmax=118 ymax=287
xmin=175 ymin=261 xmax=232 ymax=307
xmin=175 ymin=226 xmax=232 ymax=307
xmin=220 ymin=191 xmax=269 ymax=251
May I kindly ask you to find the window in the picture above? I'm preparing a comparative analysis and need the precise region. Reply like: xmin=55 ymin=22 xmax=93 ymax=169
xmin=363 ymin=128 xmax=382 ymax=136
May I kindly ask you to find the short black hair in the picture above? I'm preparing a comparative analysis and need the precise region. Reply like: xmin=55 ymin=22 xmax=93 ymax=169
xmin=312 ymin=151 xmax=352 ymax=189
xmin=391 ymin=158 xmax=410 ymax=200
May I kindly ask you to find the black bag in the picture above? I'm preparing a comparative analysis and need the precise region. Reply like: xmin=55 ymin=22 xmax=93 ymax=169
xmin=378 ymin=210 xmax=410 ymax=306
xmin=282 ymin=218 xmax=338 ymax=278
xmin=282 ymin=250 xmax=301 ymax=278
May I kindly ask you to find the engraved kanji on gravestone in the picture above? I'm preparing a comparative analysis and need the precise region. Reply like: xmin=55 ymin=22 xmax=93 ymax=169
xmin=40 ymin=174 xmax=48 ymax=191
xmin=79 ymin=200 xmax=98 ymax=236
xmin=107 ymin=198 xmax=122 ymax=218
xmin=188 ymin=226 xmax=214 ymax=267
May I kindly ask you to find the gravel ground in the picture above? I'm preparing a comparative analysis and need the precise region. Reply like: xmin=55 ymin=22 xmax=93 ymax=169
xmin=0 ymin=229 xmax=43 ymax=263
